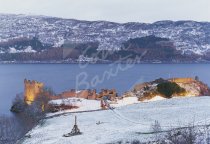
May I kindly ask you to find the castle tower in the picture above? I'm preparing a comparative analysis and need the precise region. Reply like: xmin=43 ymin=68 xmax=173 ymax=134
xmin=24 ymin=79 xmax=44 ymax=105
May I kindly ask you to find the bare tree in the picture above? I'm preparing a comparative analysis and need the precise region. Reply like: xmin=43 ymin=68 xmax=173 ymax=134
xmin=150 ymin=120 xmax=162 ymax=141
xmin=160 ymin=123 xmax=200 ymax=144
xmin=4 ymin=86 xmax=57 ymax=144
xmin=151 ymin=120 xmax=162 ymax=133
xmin=10 ymin=93 xmax=26 ymax=113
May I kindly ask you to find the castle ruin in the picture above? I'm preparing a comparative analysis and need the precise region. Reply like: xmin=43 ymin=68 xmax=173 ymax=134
xmin=24 ymin=79 xmax=117 ymax=104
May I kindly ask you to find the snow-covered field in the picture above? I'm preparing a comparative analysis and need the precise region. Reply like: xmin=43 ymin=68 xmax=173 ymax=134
xmin=22 ymin=96 xmax=210 ymax=144
xmin=47 ymin=97 xmax=140 ymax=117
xmin=47 ymin=98 xmax=101 ymax=117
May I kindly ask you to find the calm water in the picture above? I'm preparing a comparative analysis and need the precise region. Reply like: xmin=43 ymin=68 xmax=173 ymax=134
xmin=0 ymin=64 xmax=210 ymax=115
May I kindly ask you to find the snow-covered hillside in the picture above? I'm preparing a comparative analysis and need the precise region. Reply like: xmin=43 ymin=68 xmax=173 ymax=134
xmin=1 ymin=14 xmax=210 ymax=55
xmin=22 ymin=96 xmax=210 ymax=144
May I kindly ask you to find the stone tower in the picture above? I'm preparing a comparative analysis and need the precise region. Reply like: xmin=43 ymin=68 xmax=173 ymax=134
xmin=24 ymin=79 xmax=44 ymax=105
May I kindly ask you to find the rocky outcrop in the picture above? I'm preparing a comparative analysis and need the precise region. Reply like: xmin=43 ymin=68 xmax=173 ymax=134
xmin=168 ymin=78 xmax=210 ymax=96
xmin=125 ymin=77 xmax=210 ymax=101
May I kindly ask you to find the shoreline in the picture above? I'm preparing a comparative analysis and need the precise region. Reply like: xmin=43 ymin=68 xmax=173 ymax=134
xmin=1 ymin=61 xmax=210 ymax=64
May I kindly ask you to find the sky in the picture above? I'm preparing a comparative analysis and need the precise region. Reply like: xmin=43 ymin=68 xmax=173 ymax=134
xmin=0 ymin=0 xmax=209 ymax=23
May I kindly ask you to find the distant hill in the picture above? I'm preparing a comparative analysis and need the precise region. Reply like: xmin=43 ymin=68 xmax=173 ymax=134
xmin=0 ymin=14 xmax=210 ymax=63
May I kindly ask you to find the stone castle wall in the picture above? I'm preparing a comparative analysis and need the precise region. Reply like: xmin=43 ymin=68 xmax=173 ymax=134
xmin=51 ymin=89 xmax=116 ymax=100
xmin=97 ymin=89 xmax=117 ymax=100
xmin=24 ymin=79 xmax=117 ymax=103
xmin=51 ymin=89 xmax=97 ymax=100
xmin=168 ymin=78 xmax=195 ymax=83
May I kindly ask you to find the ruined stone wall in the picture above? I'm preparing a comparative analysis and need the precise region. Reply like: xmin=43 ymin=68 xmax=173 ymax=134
xmin=98 ymin=89 xmax=117 ymax=100
xmin=51 ymin=89 xmax=116 ymax=100
xmin=88 ymin=89 xmax=97 ymax=100
xmin=169 ymin=78 xmax=195 ymax=84
xmin=52 ymin=89 xmax=97 ymax=100
xmin=77 ymin=90 xmax=89 ymax=99
xmin=60 ymin=90 xmax=76 ymax=98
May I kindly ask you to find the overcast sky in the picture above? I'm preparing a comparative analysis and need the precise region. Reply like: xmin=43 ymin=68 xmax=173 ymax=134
xmin=0 ymin=0 xmax=209 ymax=23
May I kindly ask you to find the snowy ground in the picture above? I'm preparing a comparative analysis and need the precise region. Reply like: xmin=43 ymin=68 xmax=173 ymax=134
xmin=47 ymin=97 xmax=141 ymax=117
xmin=22 ymin=96 xmax=210 ymax=144
xmin=47 ymin=98 xmax=102 ymax=117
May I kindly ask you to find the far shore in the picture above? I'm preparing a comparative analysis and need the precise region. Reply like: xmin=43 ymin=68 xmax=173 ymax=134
xmin=1 ymin=61 xmax=210 ymax=64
